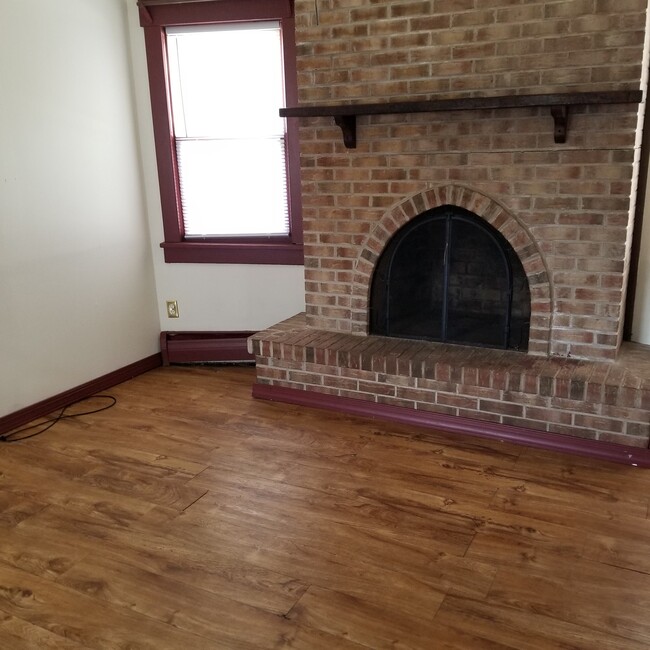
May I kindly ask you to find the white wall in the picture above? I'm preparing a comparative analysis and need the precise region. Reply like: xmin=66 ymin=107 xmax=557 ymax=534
xmin=0 ymin=0 xmax=160 ymax=417
xmin=632 ymin=187 xmax=650 ymax=344
xmin=125 ymin=1 xmax=306 ymax=332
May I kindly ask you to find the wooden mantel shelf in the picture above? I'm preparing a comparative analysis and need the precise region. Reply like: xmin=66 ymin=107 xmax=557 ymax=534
xmin=280 ymin=90 xmax=643 ymax=148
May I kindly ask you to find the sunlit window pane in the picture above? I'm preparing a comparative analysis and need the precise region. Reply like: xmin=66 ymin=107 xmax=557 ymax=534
xmin=177 ymin=138 xmax=289 ymax=237
xmin=166 ymin=22 xmax=289 ymax=237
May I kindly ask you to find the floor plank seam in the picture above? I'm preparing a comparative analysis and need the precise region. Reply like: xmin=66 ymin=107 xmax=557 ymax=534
xmin=179 ymin=490 xmax=209 ymax=514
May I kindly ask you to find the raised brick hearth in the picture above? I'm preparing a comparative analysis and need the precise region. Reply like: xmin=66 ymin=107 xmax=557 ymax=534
xmin=250 ymin=313 xmax=650 ymax=449
xmin=252 ymin=0 xmax=650 ymax=453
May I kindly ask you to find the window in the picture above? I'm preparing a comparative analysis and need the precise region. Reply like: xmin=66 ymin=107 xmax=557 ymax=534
xmin=138 ymin=0 xmax=302 ymax=264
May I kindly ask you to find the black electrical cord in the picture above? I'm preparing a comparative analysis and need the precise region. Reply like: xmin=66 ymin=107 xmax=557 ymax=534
xmin=0 ymin=395 xmax=117 ymax=443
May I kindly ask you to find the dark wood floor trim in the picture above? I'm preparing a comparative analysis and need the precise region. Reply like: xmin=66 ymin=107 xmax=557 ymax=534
xmin=0 ymin=353 xmax=162 ymax=436
xmin=252 ymin=382 xmax=650 ymax=468
xmin=160 ymin=331 xmax=256 ymax=365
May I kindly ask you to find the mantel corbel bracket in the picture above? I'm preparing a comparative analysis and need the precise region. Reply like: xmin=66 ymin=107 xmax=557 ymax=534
xmin=334 ymin=115 xmax=357 ymax=149
xmin=550 ymin=105 xmax=569 ymax=144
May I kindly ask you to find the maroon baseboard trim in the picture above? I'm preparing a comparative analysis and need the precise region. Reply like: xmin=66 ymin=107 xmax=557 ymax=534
xmin=160 ymin=331 xmax=256 ymax=365
xmin=252 ymin=383 xmax=650 ymax=468
xmin=0 ymin=353 xmax=162 ymax=436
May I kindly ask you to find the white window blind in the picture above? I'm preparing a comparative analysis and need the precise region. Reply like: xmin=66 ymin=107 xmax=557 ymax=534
xmin=166 ymin=22 xmax=289 ymax=237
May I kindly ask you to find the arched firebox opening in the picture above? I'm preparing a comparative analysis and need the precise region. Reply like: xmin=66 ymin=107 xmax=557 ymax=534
xmin=369 ymin=205 xmax=530 ymax=351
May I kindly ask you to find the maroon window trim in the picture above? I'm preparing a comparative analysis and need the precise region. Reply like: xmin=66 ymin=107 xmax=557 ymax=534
xmin=139 ymin=0 xmax=303 ymax=265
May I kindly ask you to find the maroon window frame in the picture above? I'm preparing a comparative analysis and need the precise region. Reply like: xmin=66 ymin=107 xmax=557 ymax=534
xmin=138 ymin=0 xmax=303 ymax=264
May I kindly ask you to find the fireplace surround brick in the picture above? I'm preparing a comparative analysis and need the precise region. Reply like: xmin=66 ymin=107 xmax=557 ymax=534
xmin=294 ymin=0 xmax=646 ymax=363
xmin=253 ymin=0 xmax=650 ymax=450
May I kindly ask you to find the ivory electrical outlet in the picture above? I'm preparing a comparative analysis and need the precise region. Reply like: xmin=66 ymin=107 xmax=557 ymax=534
xmin=166 ymin=300 xmax=179 ymax=318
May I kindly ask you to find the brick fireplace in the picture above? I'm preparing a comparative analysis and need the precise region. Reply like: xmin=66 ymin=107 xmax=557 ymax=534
xmin=251 ymin=0 xmax=650 ymax=459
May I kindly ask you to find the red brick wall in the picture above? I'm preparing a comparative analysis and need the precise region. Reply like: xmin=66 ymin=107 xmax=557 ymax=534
xmin=295 ymin=0 xmax=644 ymax=101
xmin=293 ymin=0 xmax=647 ymax=361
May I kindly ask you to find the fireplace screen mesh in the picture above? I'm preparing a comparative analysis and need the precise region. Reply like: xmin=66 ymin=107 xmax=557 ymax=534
xmin=369 ymin=205 xmax=530 ymax=350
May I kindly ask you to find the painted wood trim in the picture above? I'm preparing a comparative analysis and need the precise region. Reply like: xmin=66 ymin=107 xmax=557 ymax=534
xmin=161 ymin=331 xmax=256 ymax=365
xmin=252 ymin=382 xmax=650 ymax=468
xmin=0 ymin=354 xmax=162 ymax=436
xmin=140 ymin=0 xmax=303 ymax=264
xmin=160 ymin=241 xmax=304 ymax=265
xmin=139 ymin=0 xmax=293 ymax=24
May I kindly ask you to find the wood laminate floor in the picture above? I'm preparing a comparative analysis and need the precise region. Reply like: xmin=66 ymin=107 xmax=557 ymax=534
xmin=0 ymin=365 xmax=649 ymax=649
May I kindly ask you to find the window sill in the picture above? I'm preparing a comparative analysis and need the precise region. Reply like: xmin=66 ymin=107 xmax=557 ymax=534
xmin=160 ymin=241 xmax=304 ymax=265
